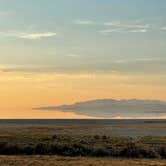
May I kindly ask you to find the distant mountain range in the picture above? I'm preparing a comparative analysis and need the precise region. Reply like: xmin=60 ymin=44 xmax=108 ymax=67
xmin=35 ymin=99 xmax=166 ymax=119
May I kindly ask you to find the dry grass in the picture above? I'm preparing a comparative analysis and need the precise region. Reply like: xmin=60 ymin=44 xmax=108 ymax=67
xmin=0 ymin=156 xmax=165 ymax=166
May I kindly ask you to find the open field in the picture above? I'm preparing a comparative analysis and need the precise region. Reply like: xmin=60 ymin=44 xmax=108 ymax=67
xmin=0 ymin=120 xmax=165 ymax=158
xmin=0 ymin=156 xmax=166 ymax=166
xmin=0 ymin=120 xmax=165 ymax=165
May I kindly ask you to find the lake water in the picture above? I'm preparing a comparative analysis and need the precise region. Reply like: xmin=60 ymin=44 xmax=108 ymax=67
xmin=0 ymin=119 xmax=165 ymax=137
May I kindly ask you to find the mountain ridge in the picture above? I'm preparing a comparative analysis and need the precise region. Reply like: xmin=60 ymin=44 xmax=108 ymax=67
xmin=34 ymin=99 xmax=166 ymax=119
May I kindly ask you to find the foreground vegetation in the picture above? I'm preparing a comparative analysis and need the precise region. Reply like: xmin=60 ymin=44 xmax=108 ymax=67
xmin=0 ymin=156 xmax=166 ymax=166
xmin=0 ymin=133 xmax=166 ymax=159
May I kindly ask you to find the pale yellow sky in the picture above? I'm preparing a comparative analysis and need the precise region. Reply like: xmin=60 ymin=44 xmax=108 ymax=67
xmin=0 ymin=71 xmax=166 ymax=118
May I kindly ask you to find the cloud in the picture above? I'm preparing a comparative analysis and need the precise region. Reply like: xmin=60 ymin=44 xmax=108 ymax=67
xmin=114 ymin=57 xmax=165 ymax=64
xmin=99 ymin=28 xmax=148 ymax=35
xmin=0 ymin=55 xmax=166 ymax=74
xmin=99 ymin=28 xmax=125 ymax=35
xmin=103 ymin=21 xmax=150 ymax=29
xmin=161 ymin=27 xmax=166 ymax=30
xmin=65 ymin=54 xmax=80 ymax=57
xmin=19 ymin=32 xmax=56 ymax=39
xmin=130 ymin=29 xmax=147 ymax=33
xmin=74 ymin=19 xmax=166 ymax=35
xmin=98 ymin=21 xmax=151 ymax=34
xmin=0 ymin=32 xmax=56 ymax=40
xmin=74 ymin=19 xmax=153 ymax=34
xmin=0 ymin=10 xmax=13 ymax=16
xmin=75 ymin=19 xmax=96 ymax=25
xmin=134 ymin=57 xmax=165 ymax=62
xmin=0 ymin=64 xmax=60 ymax=73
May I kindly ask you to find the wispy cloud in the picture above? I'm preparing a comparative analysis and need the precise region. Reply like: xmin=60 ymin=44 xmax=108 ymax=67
xmin=114 ymin=57 xmax=166 ymax=64
xmin=0 ymin=10 xmax=13 ymax=16
xmin=100 ymin=28 xmax=149 ymax=35
xmin=100 ymin=21 xmax=150 ymax=35
xmin=0 ymin=64 xmax=61 ymax=73
xmin=1 ymin=56 xmax=165 ymax=74
xmin=130 ymin=29 xmax=148 ymax=33
xmin=99 ymin=28 xmax=148 ymax=35
xmin=65 ymin=54 xmax=80 ymax=57
xmin=75 ymin=19 xmax=166 ymax=35
xmin=161 ymin=27 xmax=166 ymax=30
xmin=75 ymin=19 xmax=96 ymax=25
xmin=0 ymin=32 xmax=56 ymax=40
xmin=19 ymin=32 xmax=56 ymax=39
xmin=103 ymin=21 xmax=150 ymax=29
xmin=134 ymin=57 xmax=165 ymax=62
xmin=99 ymin=28 xmax=123 ymax=35
xmin=99 ymin=29 xmax=115 ymax=33
xmin=74 ymin=19 xmax=153 ymax=34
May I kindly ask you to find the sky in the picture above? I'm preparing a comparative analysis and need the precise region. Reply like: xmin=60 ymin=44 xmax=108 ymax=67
xmin=0 ymin=0 xmax=166 ymax=118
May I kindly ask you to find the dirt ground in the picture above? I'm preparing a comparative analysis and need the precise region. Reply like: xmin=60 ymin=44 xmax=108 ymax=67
xmin=0 ymin=156 xmax=165 ymax=166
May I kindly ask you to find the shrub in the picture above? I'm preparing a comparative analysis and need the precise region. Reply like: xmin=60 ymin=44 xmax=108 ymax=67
xmin=91 ymin=147 xmax=110 ymax=157
xmin=156 ymin=146 xmax=166 ymax=159
xmin=102 ymin=135 xmax=108 ymax=140
xmin=52 ymin=135 xmax=57 ymax=139
xmin=0 ymin=134 xmax=164 ymax=158
xmin=94 ymin=135 xmax=100 ymax=139
xmin=119 ymin=142 xmax=160 ymax=158
xmin=35 ymin=143 xmax=50 ymax=155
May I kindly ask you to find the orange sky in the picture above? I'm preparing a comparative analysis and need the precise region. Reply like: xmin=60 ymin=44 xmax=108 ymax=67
xmin=0 ymin=71 xmax=166 ymax=118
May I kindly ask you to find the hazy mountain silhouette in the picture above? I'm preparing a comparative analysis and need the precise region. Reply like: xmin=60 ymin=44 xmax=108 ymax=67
xmin=35 ymin=99 xmax=166 ymax=118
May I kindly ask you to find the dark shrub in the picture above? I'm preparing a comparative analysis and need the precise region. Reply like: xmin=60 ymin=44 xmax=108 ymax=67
xmin=156 ymin=146 xmax=166 ymax=159
xmin=0 ymin=134 xmax=164 ymax=158
xmin=102 ymin=135 xmax=108 ymax=140
xmin=119 ymin=142 xmax=160 ymax=158
xmin=50 ymin=143 xmax=75 ymax=156
xmin=0 ymin=142 xmax=20 ymax=155
xmin=21 ymin=145 xmax=35 ymax=155
xmin=0 ymin=142 xmax=8 ymax=154
xmin=71 ymin=143 xmax=91 ymax=156
xmin=35 ymin=143 xmax=50 ymax=155
xmin=94 ymin=135 xmax=100 ymax=139
xmin=52 ymin=135 xmax=57 ymax=139
xmin=91 ymin=147 xmax=110 ymax=157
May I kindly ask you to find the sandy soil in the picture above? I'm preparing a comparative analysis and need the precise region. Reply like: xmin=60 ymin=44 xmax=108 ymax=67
xmin=0 ymin=156 xmax=165 ymax=166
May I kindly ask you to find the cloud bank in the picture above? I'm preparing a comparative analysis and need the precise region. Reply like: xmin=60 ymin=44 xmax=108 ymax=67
xmin=0 ymin=56 xmax=166 ymax=74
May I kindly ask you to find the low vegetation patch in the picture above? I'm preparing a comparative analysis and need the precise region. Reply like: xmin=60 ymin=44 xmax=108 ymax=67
xmin=0 ymin=134 xmax=165 ymax=159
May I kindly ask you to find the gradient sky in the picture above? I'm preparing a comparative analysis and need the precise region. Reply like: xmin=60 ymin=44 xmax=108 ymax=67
xmin=0 ymin=0 xmax=166 ymax=118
